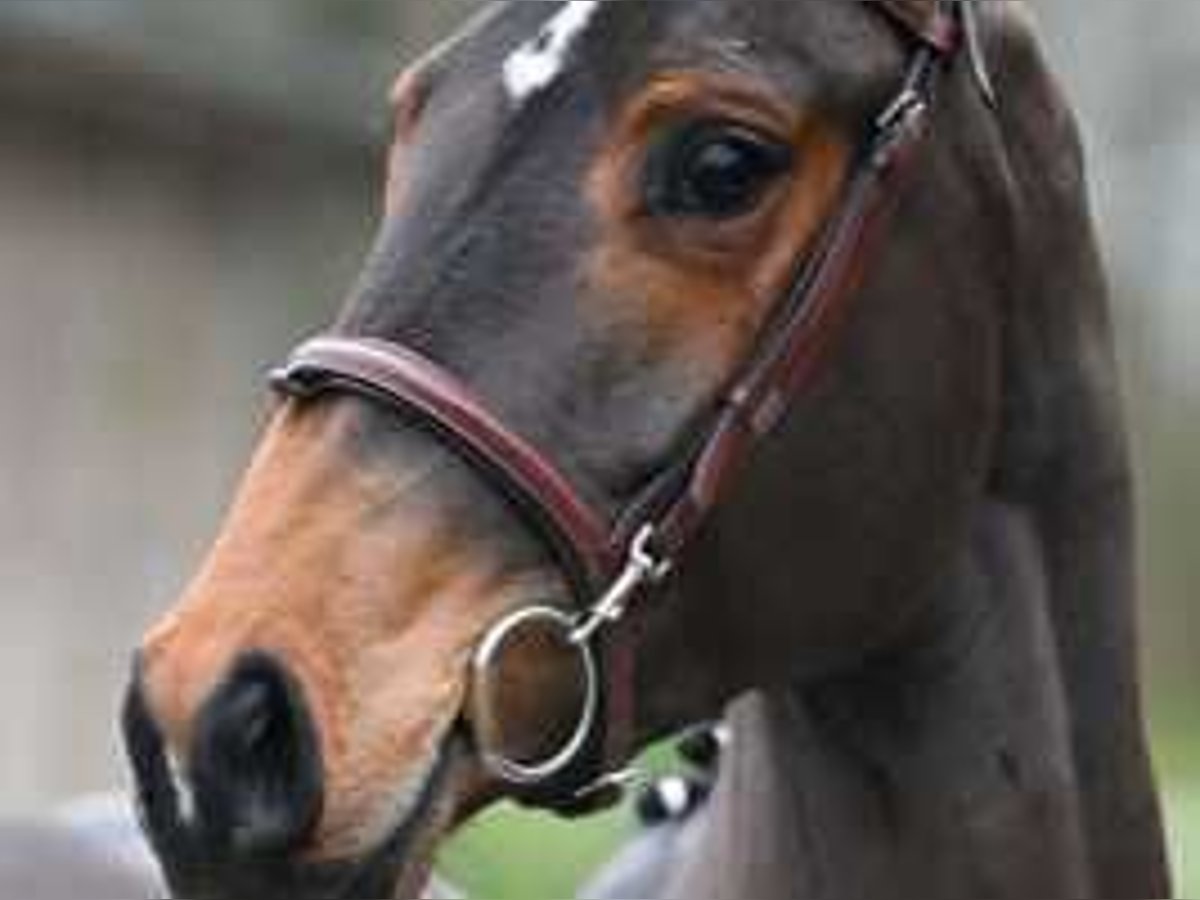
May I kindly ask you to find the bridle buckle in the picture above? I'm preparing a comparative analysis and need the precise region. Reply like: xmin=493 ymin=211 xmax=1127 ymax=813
xmin=570 ymin=526 xmax=673 ymax=646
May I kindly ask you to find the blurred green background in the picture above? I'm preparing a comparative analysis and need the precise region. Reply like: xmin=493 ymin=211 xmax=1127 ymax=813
xmin=0 ymin=1 xmax=1193 ymax=896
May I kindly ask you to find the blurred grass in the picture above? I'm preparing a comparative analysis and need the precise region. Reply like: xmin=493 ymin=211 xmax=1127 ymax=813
xmin=1155 ymin=721 xmax=1200 ymax=898
xmin=1169 ymin=781 xmax=1200 ymax=899
xmin=438 ymin=728 xmax=1199 ymax=898
xmin=438 ymin=743 xmax=681 ymax=897
xmin=439 ymin=803 xmax=631 ymax=899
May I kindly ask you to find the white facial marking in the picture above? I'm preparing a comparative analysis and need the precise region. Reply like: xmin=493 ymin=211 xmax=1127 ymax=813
xmin=503 ymin=1 xmax=605 ymax=105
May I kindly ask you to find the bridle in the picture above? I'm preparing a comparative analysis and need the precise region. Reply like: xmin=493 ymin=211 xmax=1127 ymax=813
xmin=271 ymin=1 xmax=968 ymax=811
xmin=274 ymin=0 xmax=967 ymax=811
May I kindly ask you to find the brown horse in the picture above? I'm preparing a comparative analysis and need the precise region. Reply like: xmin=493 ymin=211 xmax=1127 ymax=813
xmin=122 ymin=2 xmax=1170 ymax=897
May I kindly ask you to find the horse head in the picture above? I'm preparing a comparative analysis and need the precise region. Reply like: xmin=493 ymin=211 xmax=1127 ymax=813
xmin=121 ymin=2 xmax=1167 ymax=898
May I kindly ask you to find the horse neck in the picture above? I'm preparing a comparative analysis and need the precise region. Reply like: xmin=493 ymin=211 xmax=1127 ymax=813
xmin=671 ymin=466 xmax=1166 ymax=899
xmin=669 ymin=501 xmax=1093 ymax=899
xmin=670 ymin=8 xmax=1170 ymax=897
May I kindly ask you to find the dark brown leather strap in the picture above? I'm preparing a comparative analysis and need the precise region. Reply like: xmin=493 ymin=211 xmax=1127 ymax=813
xmin=595 ymin=16 xmax=954 ymax=782
xmin=272 ymin=337 xmax=621 ymax=593
xmin=644 ymin=40 xmax=945 ymax=566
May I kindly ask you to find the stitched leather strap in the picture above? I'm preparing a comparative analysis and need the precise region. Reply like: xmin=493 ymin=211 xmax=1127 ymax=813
xmin=271 ymin=337 xmax=620 ymax=595
xmin=643 ymin=37 xmax=947 ymax=567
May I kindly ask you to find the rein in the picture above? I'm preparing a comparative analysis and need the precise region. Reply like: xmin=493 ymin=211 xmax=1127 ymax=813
xmin=272 ymin=1 xmax=965 ymax=811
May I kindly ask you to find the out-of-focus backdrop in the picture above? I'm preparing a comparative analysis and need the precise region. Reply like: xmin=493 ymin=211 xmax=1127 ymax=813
xmin=0 ymin=2 xmax=1195 ymax=896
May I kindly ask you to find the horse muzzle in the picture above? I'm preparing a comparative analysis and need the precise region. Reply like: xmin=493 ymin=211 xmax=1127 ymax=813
xmin=121 ymin=653 xmax=454 ymax=900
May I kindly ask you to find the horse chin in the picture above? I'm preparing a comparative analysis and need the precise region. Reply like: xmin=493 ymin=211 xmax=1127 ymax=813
xmin=293 ymin=734 xmax=498 ymax=900
xmin=305 ymin=763 xmax=453 ymax=900
xmin=149 ymin=757 xmax=456 ymax=900
xmin=317 ymin=741 xmax=471 ymax=900
xmin=152 ymin=815 xmax=443 ymax=900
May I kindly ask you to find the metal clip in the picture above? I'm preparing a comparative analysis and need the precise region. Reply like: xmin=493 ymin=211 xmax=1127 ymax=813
xmin=571 ymin=526 xmax=673 ymax=645
xmin=875 ymin=88 xmax=924 ymax=136
xmin=870 ymin=88 xmax=928 ymax=171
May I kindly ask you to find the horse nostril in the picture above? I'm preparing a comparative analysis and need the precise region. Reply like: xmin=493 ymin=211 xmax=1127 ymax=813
xmin=189 ymin=652 xmax=324 ymax=860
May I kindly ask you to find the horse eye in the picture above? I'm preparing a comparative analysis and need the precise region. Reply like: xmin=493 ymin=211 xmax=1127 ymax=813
xmin=645 ymin=121 xmax=793 ymax=220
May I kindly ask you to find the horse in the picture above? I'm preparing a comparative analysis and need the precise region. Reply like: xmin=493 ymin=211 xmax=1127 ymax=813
xmin=120 ymin=1 xmax=1171 ymax=897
